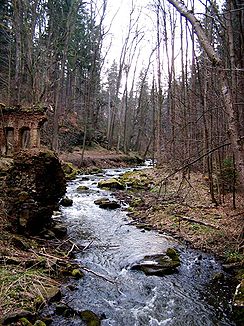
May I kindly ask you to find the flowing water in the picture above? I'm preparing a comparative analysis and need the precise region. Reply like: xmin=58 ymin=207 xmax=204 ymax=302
xmin=48 ymin=164 xmax=235 ymax=325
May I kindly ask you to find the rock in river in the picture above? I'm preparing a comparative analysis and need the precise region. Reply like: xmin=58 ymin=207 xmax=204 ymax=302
xmin=98 ymin=178 xmax=125 ymax=190
xmin=131 ymin=248 xmax=180 ymax=276
xmin=94 ymin=198 xmax=121 ymax=209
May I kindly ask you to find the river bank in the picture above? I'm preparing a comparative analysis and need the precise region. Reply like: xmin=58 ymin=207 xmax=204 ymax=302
xmin=115 ymin=165 xmax=243 ymax=261
xmin=0 ymin=152 xmax=243 ymax=325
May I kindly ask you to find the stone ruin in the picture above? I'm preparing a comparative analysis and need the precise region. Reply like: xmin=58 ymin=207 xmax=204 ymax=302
xmin=0 ymin=105 xmax=67 ymax=235
xmin=0 ymin=105 xmax=47 ymax=156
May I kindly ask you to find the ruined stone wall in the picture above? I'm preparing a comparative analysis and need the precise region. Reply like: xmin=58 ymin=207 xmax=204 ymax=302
xmin=0 ymin=149 xmax=66 ymax=234
xmin=0 ymin=106 xmax=47 ymax=156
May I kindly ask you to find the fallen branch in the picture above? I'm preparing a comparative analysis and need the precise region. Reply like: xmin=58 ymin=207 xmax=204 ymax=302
xmin=80 ymin=266 xmax=115 ymax=284
xmin=82 ymin=240 xmax=94 ymax=251
xmin=177 ymin=215 xmax=220 ymax=229
xmin=64 ymin=243 xmax=77 ymax=258
xmin=29 ymin=249 xmax=67 ymax=262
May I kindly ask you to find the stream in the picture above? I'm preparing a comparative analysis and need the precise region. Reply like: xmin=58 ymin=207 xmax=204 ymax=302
xmin=47 ymin=163 xmax=235 ymax=325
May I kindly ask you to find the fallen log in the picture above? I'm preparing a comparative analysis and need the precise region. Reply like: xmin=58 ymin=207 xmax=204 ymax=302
xmin=176 ymin=215 xmax=220 ymax=229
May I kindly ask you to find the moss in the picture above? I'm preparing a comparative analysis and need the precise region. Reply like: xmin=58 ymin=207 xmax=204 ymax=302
xmin=19 ymin=317 xmax=33 ymax=326
xmin=225 ymin=251 xmax=244 ymax=264
xmin=119 ymin=170 xmax=152 ymax=190
xmin=166 ymin=248 xmax=180 ymax=262
xmin=77 ymin=185 xmax=89 ymax=192
xmin=80 ymin=310 xmax=101 ymax=326
xmin=71 ymin=269 xmax=84 ymax=279
xmin=62 ymin=162 xmax=79 ymax=180
xmin=98 ymin=178 xmax=125 ymax=190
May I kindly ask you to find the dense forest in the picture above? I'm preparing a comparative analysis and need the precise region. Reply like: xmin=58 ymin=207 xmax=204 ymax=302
xmin=0 ymin=0 xmax=243 ymax=196
xmin=1 ymin=1 xmax=244 ymax=324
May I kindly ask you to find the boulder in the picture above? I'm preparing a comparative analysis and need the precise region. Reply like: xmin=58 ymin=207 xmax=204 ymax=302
xmin=98 ymin=178 xmax=125 ymax=190
xmin=131 ymin=249 xmax=180 ymax=276
xmin=77 ymin=185 xmax=89 ymax=192
xmin=79 ymin=310 xmax=101 ymax=326
xmin=119 ymin=170 xmax=153 ymax=190
xmin=94 ymin=198 xmax=121 ymax=209
xmin=60 ymin=196 xmax=73 ymax=207
xmin=62 ymin=162 xmax=79 ymax=180
xmin=35 ymin=286 xmax=61 ymax=308
xmin=1 ymin=310 xmax=36 ymax=325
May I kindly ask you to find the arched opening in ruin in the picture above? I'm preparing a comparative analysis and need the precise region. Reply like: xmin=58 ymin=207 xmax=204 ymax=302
xmin=5 ymin=127 xmax=14 ymax=155
xmin=20 ymin=127 xmax=31 ymax=149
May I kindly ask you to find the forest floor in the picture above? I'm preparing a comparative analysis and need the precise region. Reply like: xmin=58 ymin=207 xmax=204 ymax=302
xmin=59 ymin=145 xmax=142 ymax=168
xmin=116 ymin=165 xmax=244 ymax=263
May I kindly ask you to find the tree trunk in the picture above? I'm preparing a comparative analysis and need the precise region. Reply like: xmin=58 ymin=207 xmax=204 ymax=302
xmin=166 ymin=0 xmax=244 ymax=189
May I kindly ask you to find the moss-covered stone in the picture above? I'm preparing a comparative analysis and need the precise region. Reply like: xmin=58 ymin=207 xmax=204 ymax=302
xmin=119 ymin=170 xmax=153 ymax=190
xmin=94 ymin=198 xmax=121 ymax=209
xmin=166 ymin=248 xmax=180 ymax=262
xmin=19 ymin=317 xmax=33 ymax=326
xmin=131 ymin=253 xmax=180 ymax=276
xmin=62 ymin=162 xmax=79 ymax=180
xmin=87 ymin=167 xmax=104 ymax=175
xmin=1 ymin=310 xmax=35 ymax=325
xmin=79 ymin=310 xmax=101 ymax=326
xmin=98 ymin=178 xmax=125 ymax=190
xmin=71 ymin=269 xmax=84 ymax=279
xmin=77 ymin=185 xmax=89 ymax=192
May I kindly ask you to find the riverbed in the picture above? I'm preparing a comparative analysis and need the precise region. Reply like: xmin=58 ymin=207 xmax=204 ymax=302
xmin=47 ymin=165 xmax=235 ymax=325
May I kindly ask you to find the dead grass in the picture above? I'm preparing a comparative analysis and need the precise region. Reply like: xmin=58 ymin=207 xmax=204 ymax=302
xmin=124 ymin=166 xmax=244 ymax=260
xmin=0 ymin=215 xmax=73 ymax=320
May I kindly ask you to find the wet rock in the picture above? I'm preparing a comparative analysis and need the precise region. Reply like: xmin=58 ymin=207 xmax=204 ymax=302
xmin=1 ymin=310 xmax=36 ymax=325
xmin=233 ymin=279 xmax=244 ymax=325
xmin=131 ymin=251 xmax=180 ymax=276
xmin=119 ymin=170 xmax=153 ymax=190
xmin=87 ymin=167 xmax=104 ymax=175
xmin=55 ymin=303 xmax=76 ymax=317
xmin=60 ymin=196 xmax=73 ymax=207
xmin=45 ymin=286 xmax=62 ymax=302
xmin=19 ymin=317 xmax=32 ymax=326
xmin=62 ymin=162 xmax=79 ymax=180
xmin=98 ymin=178 xmax=125 ymax=190
xmin=166 ymin=248 xmax=180 ymax=261
xmin=79 ymin=310 xmax=101 ymax=326
xmin=77 ymin=185 xmax=89 ymax=192
xmin=35 ymin=286 xmax=61 ymax=308
xmin=71 ymin=268 xmax=85 ymax=279
xmin=51 ymin=223 xmax=67 ymax=237
xmin=94 ymin=198 xmax=121 ymax=209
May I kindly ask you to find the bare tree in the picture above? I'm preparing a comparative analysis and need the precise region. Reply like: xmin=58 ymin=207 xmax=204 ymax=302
xmin=166 ymin=0 xmax=244 ymax=189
